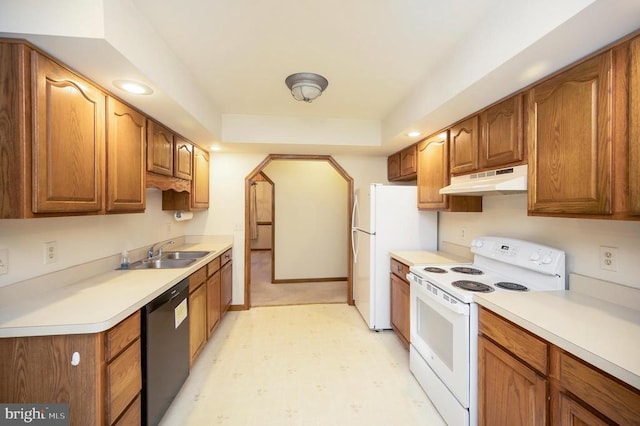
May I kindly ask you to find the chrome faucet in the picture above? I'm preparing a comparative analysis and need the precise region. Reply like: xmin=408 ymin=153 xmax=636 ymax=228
xmin=147 ymin=240 xmax=175 ymax=260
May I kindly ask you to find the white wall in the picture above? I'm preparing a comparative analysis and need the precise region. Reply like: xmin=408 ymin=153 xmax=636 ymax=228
xmin=263 ymin=160 xmax=347 ymax=280
xmin=185 ymin=151 xmax=388 ymax=306
xmin=439 ymin=194 xmax=640 ymax=289
xmin=0 ymin=189 xmax=191 ymax=287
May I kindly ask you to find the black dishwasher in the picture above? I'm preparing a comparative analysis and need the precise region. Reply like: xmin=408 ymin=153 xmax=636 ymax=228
xmin=141 ymin=278 xmax=190 ymax=426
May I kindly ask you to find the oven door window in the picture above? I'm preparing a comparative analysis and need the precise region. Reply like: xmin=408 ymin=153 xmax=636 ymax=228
xmin=411 ymin=289 xmax=470 ymax=407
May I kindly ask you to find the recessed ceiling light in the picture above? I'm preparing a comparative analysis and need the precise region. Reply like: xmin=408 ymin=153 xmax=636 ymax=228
xmin=407 ymin=131 xmax=421 ymax=138
xmin=113 ymin=80 xmax=153 ymax=95
xmin=210 ymin=144 xmax=221 ymax=152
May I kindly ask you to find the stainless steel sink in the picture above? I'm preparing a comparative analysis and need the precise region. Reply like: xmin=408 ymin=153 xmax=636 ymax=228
xmin=128 ymin=258 xmax=198 ymax=270
xmin=162 ymin=250 xmax=211 ymax=260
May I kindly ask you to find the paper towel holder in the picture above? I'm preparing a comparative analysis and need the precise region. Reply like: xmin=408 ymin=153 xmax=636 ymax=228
xmin=174 ymin=210 xmax=194 ymax=221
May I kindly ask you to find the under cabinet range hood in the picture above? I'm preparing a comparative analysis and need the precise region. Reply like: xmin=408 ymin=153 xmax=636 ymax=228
xmin=439 ymin=164 xmax=528 ymax=196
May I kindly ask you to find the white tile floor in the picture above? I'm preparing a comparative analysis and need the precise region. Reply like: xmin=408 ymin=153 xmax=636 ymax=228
xmin=160 ymin=304 xmax=445 ymax=425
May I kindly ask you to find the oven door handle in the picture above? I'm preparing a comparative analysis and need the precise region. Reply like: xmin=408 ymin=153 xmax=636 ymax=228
xmin=408 ymin=274 xmax=469 ymax=316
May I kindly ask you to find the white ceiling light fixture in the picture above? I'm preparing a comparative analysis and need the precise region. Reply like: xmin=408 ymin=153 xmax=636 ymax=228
xmin=407 ymin=131 xmax=421 ymax=138
xmin=113 ymin=79 xmax=153 ymax=95
xmin=285 ymin=73 xmax=329 ymax=103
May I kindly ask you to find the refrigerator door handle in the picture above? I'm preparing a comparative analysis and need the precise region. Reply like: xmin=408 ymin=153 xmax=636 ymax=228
xmin=351 ymin=192 xmax=359 ymax=230
xmin=352 ymin=228 xmax=359 ymax=262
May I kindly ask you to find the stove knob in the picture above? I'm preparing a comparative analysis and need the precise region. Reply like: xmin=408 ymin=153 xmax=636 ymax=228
xmin=529 ymin=252 xmax=541 ymax=261
xmin=472 ymin=239 xmax=484 ymax=248
xmin=542 ymin=255 xmax=553 ymax=264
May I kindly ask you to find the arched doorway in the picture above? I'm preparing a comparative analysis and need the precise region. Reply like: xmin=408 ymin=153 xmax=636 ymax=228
xmin=243 ymin=154 xmax=354 ymax=309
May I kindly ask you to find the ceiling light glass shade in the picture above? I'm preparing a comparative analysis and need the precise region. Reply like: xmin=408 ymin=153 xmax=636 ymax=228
xmin=113 ymin=80 xmax=153 ymax=95
xmin=285 ymin=73 xmax=328 ymax=102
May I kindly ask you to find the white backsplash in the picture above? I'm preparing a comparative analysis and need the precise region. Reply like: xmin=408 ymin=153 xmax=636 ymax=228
xmin=439 ymin=194 xmax=640 ymax=289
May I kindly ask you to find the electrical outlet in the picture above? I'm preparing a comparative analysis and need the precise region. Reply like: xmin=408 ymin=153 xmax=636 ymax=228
xmin=165 ymin=222 xmax=172 ymax=237
xmin=44 ymin=241 xmax=58 ymax=264
xmin=0 ymin=249 xmax=8 ymax=275
xmin=599 ymin=246 xmax=617 ymax=271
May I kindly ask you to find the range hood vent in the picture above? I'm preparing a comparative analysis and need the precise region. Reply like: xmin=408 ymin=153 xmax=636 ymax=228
xmin=439 ymin=164 xmax=528 ymax=196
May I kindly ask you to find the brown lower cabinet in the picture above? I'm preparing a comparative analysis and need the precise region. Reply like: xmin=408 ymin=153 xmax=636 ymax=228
xmin=478 ymin=307 xmax=640 ymax=426
xmin=389 ymin=258 xmax=411 ymax=349
xmin=189 ymin=249 xmax=232 ymax=365
xmin=0 ymin=311 xmax=142 ymax=425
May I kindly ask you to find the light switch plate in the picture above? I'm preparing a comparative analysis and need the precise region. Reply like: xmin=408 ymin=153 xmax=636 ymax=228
xmin=0 ymin=249 xmax=8 ymax=275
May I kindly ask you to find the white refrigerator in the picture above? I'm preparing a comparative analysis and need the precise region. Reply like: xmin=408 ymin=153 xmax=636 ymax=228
xmin=352 ymin=184 xmax=438 ymax=330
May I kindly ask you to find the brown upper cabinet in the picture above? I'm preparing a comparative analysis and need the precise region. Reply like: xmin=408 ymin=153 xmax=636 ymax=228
xmin=106 ymin=97 xmax=146 ymax=213
xmin=146 ymin=119 xmax=174 ymax=177
xmin=174 ymin=136 xmax=193 ymax=181
xmin=449 ymin=115 xmax=479 ymax=175
xmin=191 ymin=145 xmax=210 ymax=209
xmin=417 ymin=131 xmax=482 ymax=212
xmin=527 ymin=50 xmax=615 ymax=217
xmin=32 ymin=51 xmax=106 ymax=214
xmin=479 ymin=94 xmax=525 ymax=169
xmin=387 ymin=144 xmax=417 ymax=181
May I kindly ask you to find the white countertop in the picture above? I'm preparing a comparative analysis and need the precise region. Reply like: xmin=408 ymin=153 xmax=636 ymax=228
xmin=390 ymin=250 xmax=471 ymax=266
xmin=0 ymin=237 xmax=232 ymax=338
xmin=475 ymin=282 xmax=640 ymax=390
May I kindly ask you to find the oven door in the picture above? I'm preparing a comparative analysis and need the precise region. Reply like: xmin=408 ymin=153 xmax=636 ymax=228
xmin=409 ymin=274 xmax=470 ymax=408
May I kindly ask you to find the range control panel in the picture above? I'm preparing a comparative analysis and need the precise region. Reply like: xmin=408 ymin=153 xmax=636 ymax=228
xmin=470 ymin=236 xmax=565 ymax=276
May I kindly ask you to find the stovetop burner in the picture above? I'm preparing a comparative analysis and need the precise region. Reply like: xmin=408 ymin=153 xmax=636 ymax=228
xmin=450 ymin=266 xmax=484 ymax=275
xmin=423 ymin=267 xmax=447 ymax=273
xmin=452 ymin=280 xmax=494 ymax=293
xmin=494 ymin=282 xmax=529 ymax=291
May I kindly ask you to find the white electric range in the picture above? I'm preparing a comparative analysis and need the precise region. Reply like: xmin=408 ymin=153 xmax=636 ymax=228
xmin=407 ymin=236 xmax=566 ymax=426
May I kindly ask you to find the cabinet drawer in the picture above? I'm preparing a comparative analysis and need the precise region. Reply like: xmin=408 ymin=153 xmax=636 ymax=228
xmin=106 ymin=311 xmax=140 ymax=361
xmin=221 ymin=248 xmax=232 ymax=266
xmin=189 ymin=266 xmax=207 ymax=293
xmin=207 ymin=257 xmax=221 ymax=277
xmin=113 ymin=393 xmax=141 ymax=426
xmin=553 ymin=348 xmax=640 ymax=425
xmin=479 ymin=308 xmax=548 ymax=374
xmin=389 ymin=258 xmax=410 ymax=281
xmin=107 ymin=338 xmax=141 ymax=425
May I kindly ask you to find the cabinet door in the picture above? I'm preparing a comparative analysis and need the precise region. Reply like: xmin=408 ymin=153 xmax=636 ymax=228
xmin=221 ymin=260 xmax=232 ymax=315
xmin=390 ymin=273 xmax=410 ymax=348
xmin=450 ymin=115 xmax=479 ymax=175
xmin=527 ymin=52 xmax=612 ymax=215
xmin=192 ymin=145 xmax=210 ymax=209
xmin=417 ymin=132 xmax=449 ymax=209
xmin=106 ymin=98 xmax=146 ymax=212
xmin=400 ymin=145 xmax=417 ymax=177
xmin=555 ymin=391 xmax=609 ymax=426
xmin=32 ymin=52 xmax=105 ymax=213
xmin=387 ymin=153 xmax=400 ymax=181
xmin=478 ymin=336 xmax=547 ymax=426
xmin=174 ymin=136 xmax=193 ymax=180
xmin=207 ymin=270 xmax=221 ymax=337
xmin=630 ymin=36 xmax=640 ymax=215
xmin=146 ymin=119 xmax=173 ymax=176
xmin=189 ymin=284 xmax=207 ymax=364
xmin=480 ymin=95 xmax=524 ymax=169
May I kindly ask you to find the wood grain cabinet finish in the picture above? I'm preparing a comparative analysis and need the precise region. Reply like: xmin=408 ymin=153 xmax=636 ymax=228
xmin=449 ymin=115 xmax=479 ymax=175
xmin=387 ymin=152 xmax=401 ymax=180
xmin=106 ymin=97 xmax=146 ymax=213
xmin=221 ymin=249 xmax=233 ymax=315
xmin=389 ymin=258 xmax=410 ymax=349
xmin=173 ymin=136 xmax=193 ymax=180
xmin=32 ymin=51 xmax=106 ymax=214
xmin=479 ymin=94 xmax=525 ymax=169
xmin=387 ymin=145 xmax=417 ymax=181
xmin=189 ymin=267 xmax=208 ymax=365
xmin=417 ymin=132 xmax=482 ymax=212
xmin=191 ymin=145 xmax=210 ymax=209
xmin=146 ymin=119 xmax=174 ymax=177
xmin=480 ymin=307 xmax=640 ymax=426
xmin=629 ymin=36 xmax=640 ymax=216
xmin=0 ymin=311 xmax=141 ymax=425
xmin=527 ymin=51 xmax=614 ymax=216
xmin=478 ymin=335 xmax=547 ymax=426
